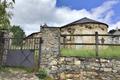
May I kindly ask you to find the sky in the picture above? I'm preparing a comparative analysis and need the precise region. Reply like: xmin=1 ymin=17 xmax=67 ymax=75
xmin=11 ymin=0 xmax=120 ymax=35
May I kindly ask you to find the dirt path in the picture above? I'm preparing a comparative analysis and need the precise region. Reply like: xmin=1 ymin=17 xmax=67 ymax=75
xmin=0 ymin=68 xmax=39 ymax=80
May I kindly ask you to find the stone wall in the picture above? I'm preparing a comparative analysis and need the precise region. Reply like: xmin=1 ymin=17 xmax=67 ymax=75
xmin=49 ymin=57 xmax=120 ymax=80
xmin=40 ymin=27 xmax=60 ymax=66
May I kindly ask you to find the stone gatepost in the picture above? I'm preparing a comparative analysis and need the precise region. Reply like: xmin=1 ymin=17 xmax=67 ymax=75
xmin=0 ymin=31 xmax=5 ymax=65
xmin=40 ymin=27 xmax=60 ymax=65
xmin=40 ymin=26 xmax=60 ymax=78
xmin=0 ymin=30 xmax=9 ymax=66
xmin=2 ymin=31 xmax=10 ymax=65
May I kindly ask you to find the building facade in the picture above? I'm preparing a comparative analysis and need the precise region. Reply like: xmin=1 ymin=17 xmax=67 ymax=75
xmin=60 ymin=17 xmax=108 ymax=49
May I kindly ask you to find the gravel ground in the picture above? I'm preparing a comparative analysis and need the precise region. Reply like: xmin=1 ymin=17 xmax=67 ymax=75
xmin=0 ymin=68 xmax=39 ymax=80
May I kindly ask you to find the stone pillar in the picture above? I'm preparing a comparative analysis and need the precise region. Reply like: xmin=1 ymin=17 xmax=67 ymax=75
xmin=2 ymin=32 xmax=9 ymax=65
xmin=0 ymin=30 xmax=9 ymax=65
xmin=40 ymin=27 xmax=60 ymax=67
xmin=0 ymin=31 xmax=4 ymax=65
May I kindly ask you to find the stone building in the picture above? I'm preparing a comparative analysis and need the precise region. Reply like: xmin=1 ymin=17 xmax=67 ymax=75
xmin=23 ymin=32 xmax=42 ymax=49
xmin=109 ymin=28 xmax=120 ymax=44
xmin=60 ymin=17 xmax=108 ymax=49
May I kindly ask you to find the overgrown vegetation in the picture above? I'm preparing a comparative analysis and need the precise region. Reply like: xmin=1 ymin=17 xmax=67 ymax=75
xmin=36 ymin=68 xmax=47 ymax=79
xmin=36 ymin=68 xmax=53 ymax=80
xmin=61 ymin=46 xmax=120 ymax=58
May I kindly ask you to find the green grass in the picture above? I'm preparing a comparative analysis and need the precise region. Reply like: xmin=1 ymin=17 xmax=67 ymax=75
xmin=99 ymin=46 xmax=120 ymax=58
xmin=61 ymin=46 xmax=120 ymax=58
xmin=61 ymin=48 xmax=96 ymax=57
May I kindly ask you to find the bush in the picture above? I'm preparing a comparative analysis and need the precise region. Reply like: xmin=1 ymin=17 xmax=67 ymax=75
xmin=36 ymin=68 xmax=47 ymax=79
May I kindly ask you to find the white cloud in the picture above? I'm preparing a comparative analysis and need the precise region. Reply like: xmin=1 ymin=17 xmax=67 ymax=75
xmin=91 ymin=0 xmax=118 ymax=19
xmin=109 ymin=21 xmax=120 ymax=31
xmin=54 ymin=8 xmax=92 ymax=25
xmin=11 ymin=0 xmax=119 ymax=35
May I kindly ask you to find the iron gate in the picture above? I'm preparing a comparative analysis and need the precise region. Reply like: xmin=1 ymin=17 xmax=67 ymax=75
xmin=2 ymin=37 xmax=42 ymax=68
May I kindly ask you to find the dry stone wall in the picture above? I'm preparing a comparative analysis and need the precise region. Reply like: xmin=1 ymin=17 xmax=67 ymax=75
xmin=49 ymin=57 xmax=120 ymax=80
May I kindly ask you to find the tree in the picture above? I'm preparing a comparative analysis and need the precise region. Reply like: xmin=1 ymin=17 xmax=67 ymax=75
xmin=10 ymin=25 xmax=25 ymax=45
xmin=0 ymin=0 xmax=14 ymax=30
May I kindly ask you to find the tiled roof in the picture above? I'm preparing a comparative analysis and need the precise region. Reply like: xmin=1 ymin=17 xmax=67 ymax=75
xmin=24 ymin=32 xmax=41 ymax=39
xmin=61 ymin=17 xmax=108 ymax=28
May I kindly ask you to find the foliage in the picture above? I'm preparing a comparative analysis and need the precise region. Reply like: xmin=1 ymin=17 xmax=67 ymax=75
xmin=0 ymin=0 xmax=14 ymax=30
xmin=61 ymin=46 xmax=120 ymax=58
xmin=36 ymin=68 xmax=47 ymax=79
xmin=10 ymin=25 xmax=25 ymax=45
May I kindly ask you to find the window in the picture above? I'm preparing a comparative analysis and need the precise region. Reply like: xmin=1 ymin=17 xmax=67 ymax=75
xmin=101 ymin=27 xmax=104 ymax=31
xmin=67 ymin=28 xmax=75 ymax=34
xmin=85 ymin=25 xmax=92 ymax=29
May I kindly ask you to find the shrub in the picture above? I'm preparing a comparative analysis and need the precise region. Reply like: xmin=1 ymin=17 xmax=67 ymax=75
xmin=36 ymin=68 xmax=47 ymax=79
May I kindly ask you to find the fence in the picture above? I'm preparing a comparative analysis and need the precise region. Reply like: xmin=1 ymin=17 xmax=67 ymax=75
xmin=60 ymin=32 xmax=120 ymax=58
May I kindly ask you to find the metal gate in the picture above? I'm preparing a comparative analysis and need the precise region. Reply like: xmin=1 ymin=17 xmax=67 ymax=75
xmin=3 ymin=37 xmax=42 ymax=68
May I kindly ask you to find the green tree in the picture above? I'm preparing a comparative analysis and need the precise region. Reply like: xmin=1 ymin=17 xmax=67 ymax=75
xmin=0 ymin=0 xmax=14 ymax=30
xmin=10 ymin=25 xmax=25 ymax=45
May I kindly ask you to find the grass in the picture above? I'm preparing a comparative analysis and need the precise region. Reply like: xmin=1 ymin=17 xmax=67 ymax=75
xmin=61 ymin=48 xmax=96 ymax=57
xmin=0 ymin=66 xmax=35 ymax=73
xmin=61 ymin=46 xmax=120 ymax=59
xmin=99 ymin=46 xmax=120 ymax=58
